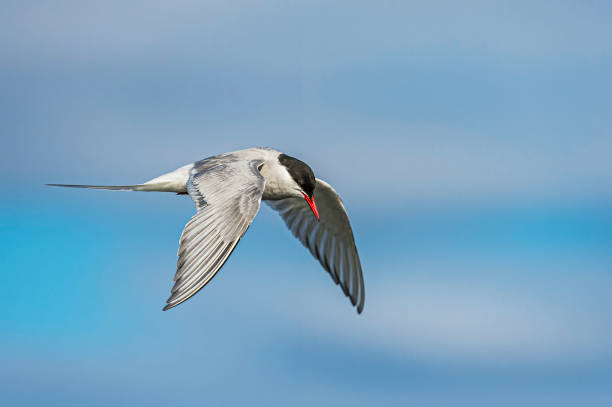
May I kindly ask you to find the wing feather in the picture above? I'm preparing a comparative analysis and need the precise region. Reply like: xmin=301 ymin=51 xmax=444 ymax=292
xmin=163 ymin=157 xmax=265 ymax=311
xmin=266 ymin=178 xmax=365 ymax=313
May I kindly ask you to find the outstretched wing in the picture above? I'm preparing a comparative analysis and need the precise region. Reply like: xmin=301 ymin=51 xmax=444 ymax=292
xmin=164 ymin=156 xmax=266 ymax=310
xmin=266 ymin=178 xmax=365 ymax=313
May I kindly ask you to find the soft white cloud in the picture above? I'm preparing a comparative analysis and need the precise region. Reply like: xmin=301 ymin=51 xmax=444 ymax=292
xmin=284 ymin=274 xmax=612 ymax=365
xmin=20 ymin=110 xmax=612 ymax=207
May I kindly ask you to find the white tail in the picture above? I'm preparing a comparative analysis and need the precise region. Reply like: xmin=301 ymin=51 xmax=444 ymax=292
xmin=47 ymin=163 xmax=193 ymax=194
xmin=47 ymin=183 xmax=152 ymax=191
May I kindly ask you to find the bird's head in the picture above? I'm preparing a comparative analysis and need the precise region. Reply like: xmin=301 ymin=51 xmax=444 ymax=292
xmin=278 ymin=153 xmax=320 ymax=221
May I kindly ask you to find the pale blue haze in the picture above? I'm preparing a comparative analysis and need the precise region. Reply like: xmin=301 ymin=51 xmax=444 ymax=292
xmin=1 ymin=1 xmax=611 ymax=405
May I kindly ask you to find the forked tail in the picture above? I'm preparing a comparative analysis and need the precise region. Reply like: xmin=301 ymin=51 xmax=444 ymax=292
xmin=46 ymin=163 xmax=193 ymax=193
xmin=46 ymin=184 xmax=146 ymax=191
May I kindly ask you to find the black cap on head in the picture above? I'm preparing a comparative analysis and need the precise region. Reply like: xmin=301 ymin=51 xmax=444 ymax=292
xmin=278 ymin=153 xmax=316 ymax=197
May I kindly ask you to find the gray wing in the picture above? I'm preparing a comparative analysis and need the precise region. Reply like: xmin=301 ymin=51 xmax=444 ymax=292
xmin=164 ymin=156 xmax=266 ymax=310
xmin=266 ymin=178 xmax=365 ymax=313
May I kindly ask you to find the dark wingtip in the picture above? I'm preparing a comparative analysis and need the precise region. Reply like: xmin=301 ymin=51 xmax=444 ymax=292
xmin=45 ymin=183 xmax=85 ymax=188
xmin=162 ymin=304 xmax=172 ymax=311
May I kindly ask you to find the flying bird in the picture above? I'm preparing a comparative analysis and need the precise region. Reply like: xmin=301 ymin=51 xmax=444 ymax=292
xmin=48 ymin=147 xmax=365 ymax=313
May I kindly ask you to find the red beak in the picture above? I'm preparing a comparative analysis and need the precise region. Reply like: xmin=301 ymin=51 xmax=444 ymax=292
xmin=302 ymin=193 xmax=320 ymax=221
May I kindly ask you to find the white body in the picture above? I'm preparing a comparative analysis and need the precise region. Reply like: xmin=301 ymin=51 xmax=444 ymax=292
xmin=142 ymin=147 xmax=297 ymax=200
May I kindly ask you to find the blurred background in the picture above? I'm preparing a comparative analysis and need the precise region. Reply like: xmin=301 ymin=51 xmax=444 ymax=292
xmin=1 ymin=1 xmax=611 ymax=405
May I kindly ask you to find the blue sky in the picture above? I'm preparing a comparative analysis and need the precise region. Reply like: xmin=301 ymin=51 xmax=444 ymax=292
xmin=1 ymin=1 xmax=612 ymax=405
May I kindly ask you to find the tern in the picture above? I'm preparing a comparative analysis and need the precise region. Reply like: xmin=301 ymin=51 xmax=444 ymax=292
xmin=48 ymin=147 xmax=365 ymax=313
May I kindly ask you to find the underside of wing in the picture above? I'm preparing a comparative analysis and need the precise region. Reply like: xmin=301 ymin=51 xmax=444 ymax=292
xmin=164 ymin=157 xmax=265 ymax=310
xmin=267 ymin=178 xmax=365 ymax=313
